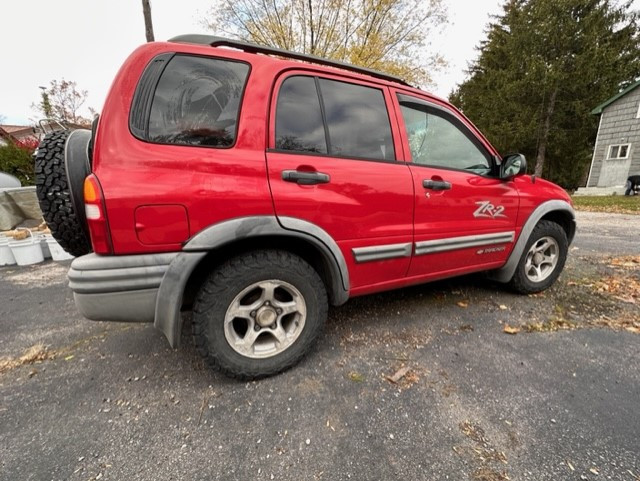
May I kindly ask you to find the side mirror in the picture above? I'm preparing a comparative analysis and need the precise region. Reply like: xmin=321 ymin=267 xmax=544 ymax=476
xmin=500 ymin=154 xmax=527 ymax=179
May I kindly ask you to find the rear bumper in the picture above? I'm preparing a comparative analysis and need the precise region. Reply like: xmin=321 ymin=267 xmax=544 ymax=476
xmin=68 ymin=252 xmax=178 ymax=322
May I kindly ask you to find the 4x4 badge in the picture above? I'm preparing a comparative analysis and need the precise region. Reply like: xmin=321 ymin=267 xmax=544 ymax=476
xmin=474 ymin=201 xmax=506 ymax=219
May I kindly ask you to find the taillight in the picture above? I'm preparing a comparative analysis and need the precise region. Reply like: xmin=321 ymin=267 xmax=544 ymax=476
xmin=83 ymin=174 xmax=113 ymax=254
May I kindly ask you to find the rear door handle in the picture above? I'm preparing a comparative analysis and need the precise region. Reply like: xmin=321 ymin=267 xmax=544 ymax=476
xmin=282 ymin=170 xmax=330 ymax=185
xmin=423 ymin=179 xmax=451 ymax=191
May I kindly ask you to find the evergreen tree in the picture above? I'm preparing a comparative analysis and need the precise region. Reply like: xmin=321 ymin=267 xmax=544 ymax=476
xmin=450 ymin=0 xmax=640 ymax=189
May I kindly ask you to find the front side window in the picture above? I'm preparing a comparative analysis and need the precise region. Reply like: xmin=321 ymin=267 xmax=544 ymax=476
xmin=148 ymin=55 xmax=249 ymax=147
xmin=275 ymin=75 xmax=395 ymax=161
xmin=398 ymin=95 xmax=490 ymax=174
xmin=608 ymin=144 xmax=630 ymax=160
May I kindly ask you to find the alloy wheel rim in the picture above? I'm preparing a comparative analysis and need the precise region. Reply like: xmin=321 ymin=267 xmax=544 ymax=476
xmin=224 ymin=280 xmax=307 ymax=359
xmin=524 ymin=236 xmax=559 ymax=283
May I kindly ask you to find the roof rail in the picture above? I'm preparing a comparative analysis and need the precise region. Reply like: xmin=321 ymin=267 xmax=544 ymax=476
xmin=168 ymin=34 xmax=410 ymax=86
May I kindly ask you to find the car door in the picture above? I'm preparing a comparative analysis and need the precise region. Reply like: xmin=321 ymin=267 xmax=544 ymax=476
xmin=266 ymin=72 xmax=414 ymax=289
xmin=393 ymin=92 xmax=519 ymax=278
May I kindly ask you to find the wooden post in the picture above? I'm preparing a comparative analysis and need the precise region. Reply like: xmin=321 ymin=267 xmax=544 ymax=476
xmin=142 ymin=0 xmax=155 ymax=42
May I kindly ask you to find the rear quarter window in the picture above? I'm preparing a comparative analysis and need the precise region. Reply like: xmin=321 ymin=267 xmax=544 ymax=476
xmin=146 ymin=55 xmax=249 ymax=147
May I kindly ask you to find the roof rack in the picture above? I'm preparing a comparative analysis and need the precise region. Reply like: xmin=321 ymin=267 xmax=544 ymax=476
xmin=168 ymin=34 xmax=410 ymax=86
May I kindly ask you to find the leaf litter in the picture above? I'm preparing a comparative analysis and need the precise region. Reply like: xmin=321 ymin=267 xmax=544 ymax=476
xmin=456 ymin=421 xmax=510 ymax=481
xmin=0 ymin=343 xmax=53 ymax=374
xmin=503 ymin=256 xmax=639 ymax=336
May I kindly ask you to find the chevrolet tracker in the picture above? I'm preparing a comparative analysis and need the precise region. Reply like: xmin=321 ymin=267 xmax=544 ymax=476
xmin=35 ymin=35 xmax=576 ymax=379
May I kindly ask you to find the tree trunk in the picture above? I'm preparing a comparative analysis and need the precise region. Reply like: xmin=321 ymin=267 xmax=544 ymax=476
xmin=534 ymin=87 xmax=558 ymax=178
xmin=308 ymin=0 xmax=315 ymax=53
xmin=142 ymin=0 xmax=155 ymax=42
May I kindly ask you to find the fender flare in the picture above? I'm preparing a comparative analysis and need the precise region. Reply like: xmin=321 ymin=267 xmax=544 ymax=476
xmin=155 ymin=216 xmax=350 ymax=348
xmin=490 ymin=200 xmax=576 ymax=283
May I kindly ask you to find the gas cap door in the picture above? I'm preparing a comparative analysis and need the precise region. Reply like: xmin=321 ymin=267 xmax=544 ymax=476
xmin=134 ymin=205 xmax=189 ymax=245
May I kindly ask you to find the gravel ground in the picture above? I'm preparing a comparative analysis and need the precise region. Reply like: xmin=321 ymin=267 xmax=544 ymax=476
xmin=572 ymin=210 xmax=640 ymax=255
xmin=1 ymin=211 xmax=639 ymax=481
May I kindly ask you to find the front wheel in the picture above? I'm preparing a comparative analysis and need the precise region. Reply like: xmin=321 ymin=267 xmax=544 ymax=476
xmin=508 ymin=220 xmax=568 ymax=294
xmin=192 ymin=250 xmax=328 ymax=380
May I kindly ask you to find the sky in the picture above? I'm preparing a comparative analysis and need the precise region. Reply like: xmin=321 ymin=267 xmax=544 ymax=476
xmin=0 ymin=0 xmax=568 ymax=125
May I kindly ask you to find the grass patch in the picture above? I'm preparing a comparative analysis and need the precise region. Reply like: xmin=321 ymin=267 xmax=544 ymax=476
xmin=347 ymin=371 xmax=365 ymax=382
xmin=571 ymin=195 xmax=640 ymax=214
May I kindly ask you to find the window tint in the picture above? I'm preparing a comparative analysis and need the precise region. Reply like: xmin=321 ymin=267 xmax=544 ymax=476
xmin=148 ymin=55 xmax=249 ymax=147
xmin=319 ymin=79 xmax=394 ymax=160
xmin=398 ymin=96 xmax=490 ymax=173
xmin=276 ymin=76 xmax=327 ymax=153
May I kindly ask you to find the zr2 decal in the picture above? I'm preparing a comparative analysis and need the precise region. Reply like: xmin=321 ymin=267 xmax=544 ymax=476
xmin=473 ymin=201 xmax=506 ymax=219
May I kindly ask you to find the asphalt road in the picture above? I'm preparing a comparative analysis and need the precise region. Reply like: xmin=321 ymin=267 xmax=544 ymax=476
xmin=1 ymin=211 xmax=639 ymax=481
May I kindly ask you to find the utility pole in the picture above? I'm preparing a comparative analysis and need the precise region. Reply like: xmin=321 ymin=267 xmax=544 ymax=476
xmin=142 ymin=0 xmax=155 ymax=42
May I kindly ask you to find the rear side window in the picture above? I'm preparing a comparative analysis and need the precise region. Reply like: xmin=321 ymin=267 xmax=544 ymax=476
xmin=147 ymin=55 xmax=249 ymax=147
xmin=276 ymin=76 xmax=327 ymax=153
xmin=275 ymin=75 xmax=394 ymax=161
xmin=319 ymin=78 xmax=394 ymax=161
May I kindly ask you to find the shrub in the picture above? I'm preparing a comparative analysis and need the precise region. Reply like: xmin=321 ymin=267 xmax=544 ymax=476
xmin=0 ymin=140 xmax=36 ymax=185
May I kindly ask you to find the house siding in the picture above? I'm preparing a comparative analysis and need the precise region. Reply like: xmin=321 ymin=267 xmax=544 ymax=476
xmin=588 ymin=86 xmax=640 ymax=187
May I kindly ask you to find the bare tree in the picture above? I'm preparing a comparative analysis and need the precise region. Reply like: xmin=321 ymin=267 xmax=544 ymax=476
xmin=32 ymin=79 xmax=93 ymax=126
xmin=204 ymin=0 xmax=447 ymax=86
xmin=142 ymin=0 xmax=155 ymax=42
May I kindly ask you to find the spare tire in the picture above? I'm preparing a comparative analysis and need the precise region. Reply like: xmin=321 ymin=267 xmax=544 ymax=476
xmin=35 ymin=129 xmax=92 ymax=257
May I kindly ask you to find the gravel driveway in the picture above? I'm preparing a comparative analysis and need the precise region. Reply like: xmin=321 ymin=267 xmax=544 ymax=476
xmin=1 ymin=211 xmax=638 ymax=481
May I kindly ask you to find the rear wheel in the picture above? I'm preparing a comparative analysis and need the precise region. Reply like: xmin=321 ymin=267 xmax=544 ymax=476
xmin=508 ymin=220 xmax=568 ymax=294
xmin=34 ymin=130 xmax=92 ymax=257
xmin=192 ymin=250 xmax=328 ymax=380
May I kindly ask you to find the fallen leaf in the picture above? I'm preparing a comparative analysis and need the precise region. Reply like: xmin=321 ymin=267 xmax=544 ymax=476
xmin=347 ymin=371 xmax=364 ymax=382
xmin=457 ymin=301 xmax=469 ymax=308
xmin=614 ymin=295 xmax=636 ymax=304
xmin=403 ymin=370 xmax=420 ymax=387
xmin=385 ymin=366 xmax=411 ymax=384
xmin=64 ymin=355 xmax=74 ymax=361
xmin=503 ymin=325 xmax=521 ymax=335
xmin=499 ymin=304 xmax=508 ymax=310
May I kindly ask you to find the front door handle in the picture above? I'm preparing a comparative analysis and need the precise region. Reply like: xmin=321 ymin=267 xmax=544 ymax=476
xmin=423 ymin=179 xmax=451 ymax=191
xmin=282 ymin=170 xmax=330 ymax=185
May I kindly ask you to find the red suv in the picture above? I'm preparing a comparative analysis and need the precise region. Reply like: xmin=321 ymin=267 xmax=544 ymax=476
xmin=35 ymin=36 xmax=576 ymax=379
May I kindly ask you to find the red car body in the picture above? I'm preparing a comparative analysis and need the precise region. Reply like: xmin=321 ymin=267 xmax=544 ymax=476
xmin=68 ymin=37 xmax=575 ymax=351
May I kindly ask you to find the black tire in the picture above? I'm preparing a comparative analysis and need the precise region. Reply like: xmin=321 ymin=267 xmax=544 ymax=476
xmin=192 ymin=250 xmax=328 ymax=380
xmin=508 ymin=220 xmax=568 ymax=294
xmin=35 ymin=130 xmax=92 ymax=257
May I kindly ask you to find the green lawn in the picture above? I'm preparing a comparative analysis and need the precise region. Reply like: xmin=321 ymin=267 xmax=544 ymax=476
xmin=572 ymin=195 xmax=640 ymax=214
